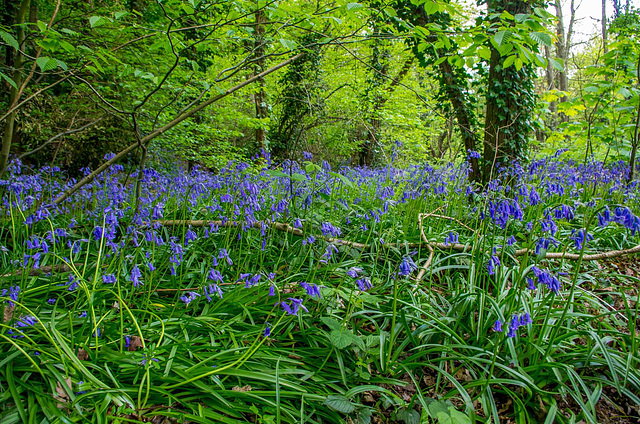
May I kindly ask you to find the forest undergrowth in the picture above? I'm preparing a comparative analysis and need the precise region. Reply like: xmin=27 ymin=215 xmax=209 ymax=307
xmin=1 ymin=152 xmax=640 ymax=424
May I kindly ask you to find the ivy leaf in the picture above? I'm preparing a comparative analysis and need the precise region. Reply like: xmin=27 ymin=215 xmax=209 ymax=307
xmin=324 ymin=395 xmax=355 ymax=414
xmin=0 ymin=30 xmax=19 ymax=50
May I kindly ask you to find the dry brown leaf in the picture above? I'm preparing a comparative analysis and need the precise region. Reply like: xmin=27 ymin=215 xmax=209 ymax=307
xmin=77 ymin=348 xmax=89 ymax=360
xmin=3 ymin=305 xmax=15 ymax=323
xmin=54 ymin=377 xmax=72 ymax=407
xmin=127 ymin=336 xmax=143 ymax=352
xmin=232 ymin=385 xmax=252 ymax=392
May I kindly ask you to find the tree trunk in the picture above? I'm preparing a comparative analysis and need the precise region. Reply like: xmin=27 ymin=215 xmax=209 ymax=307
xmin=482 ymin=0 xmax=535 ymax=181
xmin=0 ymin=0 xmax=30 ymax=178
xmin=438 ymin=59 xmax=481 ymax=182
xmin=253 ymin=8 xmax=267 ymax=153
xmin=628 ymin=55 xmax=640 ymax=182
xmin=359 ymin=25 xmax=388 ymax=166
xmin=554 ymin=0 xmax=570 ymax=123
xmin=602 ymin=0 xmax=609 ymax=55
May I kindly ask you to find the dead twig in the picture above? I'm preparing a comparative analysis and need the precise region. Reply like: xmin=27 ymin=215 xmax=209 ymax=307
xmin=2 ymin=262 xmax=82 ymax=278
xmin=153 ymin=218 xmax=640 ymax=262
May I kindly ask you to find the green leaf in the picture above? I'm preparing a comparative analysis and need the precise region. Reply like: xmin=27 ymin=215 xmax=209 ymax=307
xmin=35 ymin=56 xmax=58 ymax=72
xmin=427 ymin=400 xmax=450 ymax=418
xmin=89 ymin=16 xmax=112 ymax=28
xmin=437 ymin=411 xmax=453 ymax=424
xmin=290 ymin=173 xmax=307 ymax=182
xmin=396 ymin=408 xmax=420 ymax=424
xmin=424 ymin=1 xmax=439 ymax=14
xmin=448 ymin=407 xmax=472 ymax=424
xmin=330 ymin=171 xmax=354 ymax=188
xmin=346 ymin=3 xmax=363 ymax=11
xmin=324 ymin=395 xmax=355 ymax=413
xmin=584 ymin=85 xmax=599 ymax=93
xmin=0 ymin=72 xmax=17 ymax=89
xmin=305 ymin=162 xmax=319 ymax=174
xmin=56 ymin=59 xmax=68 ymax=71
xmin=502 ymin=55 xmax=516 ymax=69
xmin=351 ymin=333 xmax=366 ymax=350
xmin=357 ymin=408 xmax=372 ymax=424
xmin=478 ymin=47 xmax=491 ymax=60
xmin=383 ymin=7 xmax=397 ymax=17
xmin=330 ymin=329 xmax=354 ymax=349
xmin=515 ymin=57 xmax=523 ymax=71
xmin=530 ymin=31 xmax=552 ymax=47
xmin=549 ymin=57 xmax=564 ymax=71
xmin=494 ymin=30 xmax=511 ymax=47
xmin=0 ymin=30 xmax=19 ymax=50
xmin=320 ymin=317 xmax=342 ymax=331
xmin=264 ymin=170 xmax=290 ymax=179
xmin=514 ymin=13 xmax=528 ymax=22
xmin=279 ymin=38 xmax=297 ymax=50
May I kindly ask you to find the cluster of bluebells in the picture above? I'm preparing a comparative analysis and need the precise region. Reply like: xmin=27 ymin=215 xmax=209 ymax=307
xmin=239 ymin=273 xmax=261 ymax=288
xmin=1 ymin=285 xmax=20 ymax=306
xmin=487 ymin=250 xmax=500 ymax=275
xmin=598 ymin=206 xmax=640 ymax=234
xmin=531 ymin=266 xmax=561 ymax=294
xmin=300 ymin=281 xmax=322 ymax=298
xmin=280 ymin=298 xmax=308 ymax=316
xmin=399 ymin=256 xmax=417 ymax=277
xmin=493 ymin=312 xmax=532 ymax=338
xmin=8 ymin=315 xmax=37 ymax=338
xmin=444 ymin=232 xmax=459 ymax=246
xmin=467 ymin=150 xmax=481 ymax=159
xmin=5 ymin=152 xmax=640 ymax=360
xmin=180 ymin=291 xmax=200 ymax=305
xmin=347 ymin=267 xmax=372 ymax=291
xmin=570 ymin=229 xmax=593 ymax=250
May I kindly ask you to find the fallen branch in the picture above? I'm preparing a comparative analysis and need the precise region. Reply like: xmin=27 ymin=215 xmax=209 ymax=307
xmin=2 ymin=262 xmax=82 ymax=278
xmin=415 ymin=212 xmax=436 ymax=283
xmin=154 ymin=217 xmax=640 ymax=262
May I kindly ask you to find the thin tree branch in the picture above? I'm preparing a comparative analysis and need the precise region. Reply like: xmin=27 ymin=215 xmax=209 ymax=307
xmin=53 ymin=53 xmax=303 ymax=205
